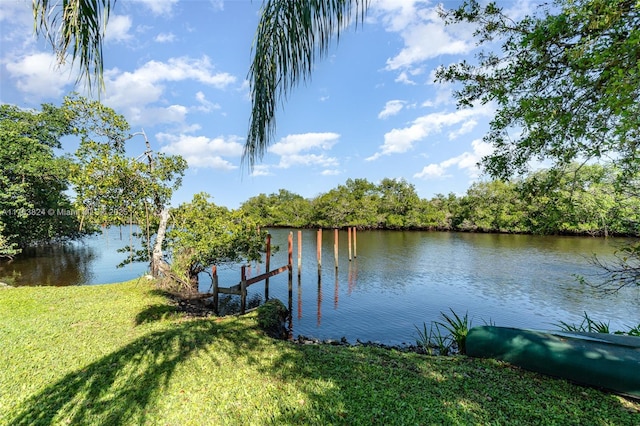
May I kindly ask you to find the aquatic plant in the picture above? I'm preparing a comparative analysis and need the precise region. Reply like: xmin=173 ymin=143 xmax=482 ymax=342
xmin=414 ymin=322 xmax=452 ymax=356
xmin=555 ymin=311 xmax=611 ymax=334
xmin=436 ymin=309 xmax=472 ymax=355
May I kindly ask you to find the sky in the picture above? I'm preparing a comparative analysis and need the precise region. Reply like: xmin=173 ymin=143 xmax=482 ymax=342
xmin=0 ymin=0 xmax=537 ymax=209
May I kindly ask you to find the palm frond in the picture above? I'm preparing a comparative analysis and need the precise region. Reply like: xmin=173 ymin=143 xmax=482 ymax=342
xmin=245 ymin=0 xmax=369 ymax=169
xmin=33 ymin=0 xmax=114 ymax=93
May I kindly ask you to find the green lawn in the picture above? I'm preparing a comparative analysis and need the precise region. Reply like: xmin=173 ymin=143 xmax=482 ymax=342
xmin=1 ymin=280 xmax=638 ymax=425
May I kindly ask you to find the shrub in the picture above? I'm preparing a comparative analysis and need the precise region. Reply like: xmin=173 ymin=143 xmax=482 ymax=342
xmin=256 ymin=298 xmax=289 ymax=339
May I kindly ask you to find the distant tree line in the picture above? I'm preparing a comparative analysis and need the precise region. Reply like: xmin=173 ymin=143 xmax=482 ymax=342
xmin=240 ymin=166 xmax=640 ymax=237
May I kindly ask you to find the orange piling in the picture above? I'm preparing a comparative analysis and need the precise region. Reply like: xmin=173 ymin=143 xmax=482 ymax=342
xmin=265 ymin=234 xmax=271 ymax=300
xmin=317 ymin=228 xmax=322 ymax=277
xmin=353 ymin=227 xmax=357 ymax=258
xmin=297 ymin=230 xmax=302 ymax=278
xmin=334 ymin=228 xmax=339 ymax=271
xmin=288 ymin=231 xmax=293 ymax=297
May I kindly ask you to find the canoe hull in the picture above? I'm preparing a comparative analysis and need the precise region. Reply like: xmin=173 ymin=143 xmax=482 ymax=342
xmin=466 ymin=326 xmax=640 ymax=398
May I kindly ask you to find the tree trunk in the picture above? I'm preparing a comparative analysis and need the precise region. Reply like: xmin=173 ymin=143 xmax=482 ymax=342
xmin=187 ymin=270 xmax=200 ymax=293
xmin=151 ymin=208 xmax=170 ymax=277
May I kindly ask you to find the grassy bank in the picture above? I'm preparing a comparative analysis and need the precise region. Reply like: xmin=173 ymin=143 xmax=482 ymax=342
xmin=1 ymin=280 xmax=638 ymax=425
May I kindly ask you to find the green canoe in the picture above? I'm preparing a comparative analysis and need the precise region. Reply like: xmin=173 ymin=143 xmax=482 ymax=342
xmin=466 ymin=326 xmax=640 ymax=398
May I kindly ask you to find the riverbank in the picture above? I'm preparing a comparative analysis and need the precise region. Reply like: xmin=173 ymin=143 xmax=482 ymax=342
xmin=1 ymin=280 xmax=638 ymax=425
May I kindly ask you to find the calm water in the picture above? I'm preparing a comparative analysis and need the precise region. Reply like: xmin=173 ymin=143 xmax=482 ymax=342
xmin=2 ymin=227 xmax=639 ymax=345
xmin=0 ymin=226 xmax=148 ymax=286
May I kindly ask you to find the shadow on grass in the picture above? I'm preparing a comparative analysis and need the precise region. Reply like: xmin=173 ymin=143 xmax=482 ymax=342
xmin=8 ymin=318 xmax=260 ymax=426
xmin=260 ymin=344 xmax=639 ymax=425
xmin=134 ymin=304 xmax=181 ymax=325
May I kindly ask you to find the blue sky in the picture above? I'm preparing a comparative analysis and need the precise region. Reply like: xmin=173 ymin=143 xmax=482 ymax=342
xmin=0 ymin=0 xmax=535 ymax=208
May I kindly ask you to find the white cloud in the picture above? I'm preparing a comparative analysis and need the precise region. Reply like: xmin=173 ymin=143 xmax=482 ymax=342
xmin=209 ymin=0 xmax=224 ymax=12
xmin=4 ymin=52 xmax=73 ymax=99
xmin=102 ymin=56 xmax=235 ymax=125
xmin=371 ymin=0 xmax=427 ymax=32
xmin=193 ymin=91 xmax=221 ymax=113
xmin=250 ymin=165 xmax=273 ymax=177
xmin=504 ymin=0 xmax=538 ymax=21
xmin=155 ymin=32 xmax=176 ymax=43
xmin=414 ymin=163 xmax=449 ymax=179
xmin=267 ymin=132 xmax=340 ymax=170
xmin=395 ymin=71 xmax=416 ymax=85
xmin=448 ymin=119 xmax=478 ymax=140
xmin=0 ymin=1 xmax=33 ymax=46
xmin=414 ymin=139 xmax=494 ymax=180
xmin=158 ymin=133 xmax=243 ymax=170
xmin=269 ymin=132 xmax=340 ymax=156
xmin=385 ymin=18 xmax=471 ymax=71
xmin=321 ymin=169 xmax=341 ymax=176
xmin=136 ymin=0 xmax=178 ymax=16
xmin=378 ymin=100 xmax=405 ymax=119
xmin=105 ymin=15 xmax=133 ymax=43
xmin=370 ymin=0 xmax=475 ymax=81
xmin=121 ymin=56 xmax=235 ymax=88
xmin=367 ymin=105 xmax=493 ymax=160
xmin=276 ymin=153 xmax=339 ymax=170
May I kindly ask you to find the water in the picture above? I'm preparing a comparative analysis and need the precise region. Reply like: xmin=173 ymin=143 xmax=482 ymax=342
xmin=230 ymin=229 xmax=640 ymax=345
xmin=2 ymin=227 xmax=639 ymax=345
xmin=0 ymin=226 xmax=148 ymax=286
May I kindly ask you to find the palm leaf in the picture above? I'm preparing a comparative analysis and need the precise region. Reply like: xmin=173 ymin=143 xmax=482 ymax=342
xmin=33 ymin=0 xmax=114 ymax=92
xmin=245 ymin=0 xmax=369 ymax=169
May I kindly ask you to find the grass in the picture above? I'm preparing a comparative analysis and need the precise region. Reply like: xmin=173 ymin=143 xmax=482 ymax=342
xmin=1 ymin=280 xmax=639 ymax=425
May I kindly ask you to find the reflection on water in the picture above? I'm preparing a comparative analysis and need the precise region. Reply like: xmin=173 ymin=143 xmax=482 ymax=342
xmin=216 ymin=230 xmax=640 ymax=345
xmin=0 ymin=244 xmax=97 ymax=286
xmin=3 ymin=227 xmax=639 ymax=345
xmin=0 ymin=227 xmax=148 ymax=286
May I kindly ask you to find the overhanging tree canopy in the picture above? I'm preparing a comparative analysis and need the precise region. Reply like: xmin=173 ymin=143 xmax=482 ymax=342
xmin=436 ymin=0 xmax=640 ymax=182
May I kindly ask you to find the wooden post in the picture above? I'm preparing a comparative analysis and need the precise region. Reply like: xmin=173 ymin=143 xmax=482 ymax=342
xmin=212 ymin=265 xmax=219 ymax=314
xmin=317 ymin=228 xmax=322 ymax=277
xmin=334 ymin=228 xmax=339 ymax=270
xmin=353 ymin=227 xmax=357 ymax=258
xmin=265 ymin=234 xmax=271 ymax=300
xmin=240 ymin=265 xmax=247 ymax=314
xmin=297 ymin=230 xmax=302 ymax=278
xmin=348 ymin=227 xmax=352 ymax=261
xmin=297 ymin=274 xmax=303 ymax=320
xmin=288 ymin=231 xmax=293 ymax=304
xmin=288 ymin=232 xmax=293 ymax=278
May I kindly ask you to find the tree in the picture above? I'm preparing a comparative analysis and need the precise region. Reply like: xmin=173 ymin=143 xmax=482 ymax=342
xmin=65 ymin=96 xmax=187 ymax=276
xmin=516 ymin=164 xmax=638 ymax=236
xmin=417 ymin=194 xmax=456 ymax=231
xmin=0 ymin=222 xmax=19 ymax=259
xmin=168 ymin=193 xmax=267 ymax=291
xmin=456 ymin=180 xmax=526 ymax=233
xmin=436 ymin=0 xmax=640 ymax=182
xmin=310 ymin=178 xmax=383 ymax=228
xmin=0 ymin=103 xmax=85 ymax=250
xmin=377 ymin=178 xmax=421 ymax=228
xmin=438 ymin=0 xmax=640 ymax=289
